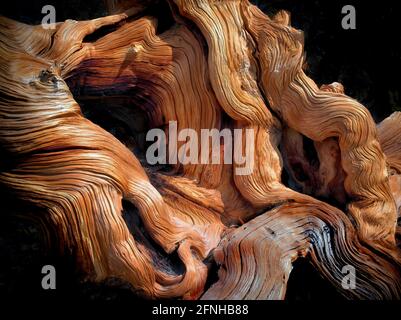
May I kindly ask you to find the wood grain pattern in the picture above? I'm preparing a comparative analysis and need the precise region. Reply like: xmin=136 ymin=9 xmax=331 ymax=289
xmin=0 ymin=0 xmax=400 ymax=299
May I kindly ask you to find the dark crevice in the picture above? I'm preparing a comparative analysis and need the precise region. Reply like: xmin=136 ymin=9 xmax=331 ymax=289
xmin=302 ymin=135 xmax=320 ymax=169
xmin=152 ymin=1 xmax=176 ymax=35
xmin=75 ymin=96 xmax=151 ymax=159
xmin=285 ymin=258 xmax=344 ymax=301
xmin=200 ymin=253 xmax=220 ymax=295
xmin=122 ymin=199 xmax=185 ymax=277
xmin=82 ymin=24 xmax=120 ymax=43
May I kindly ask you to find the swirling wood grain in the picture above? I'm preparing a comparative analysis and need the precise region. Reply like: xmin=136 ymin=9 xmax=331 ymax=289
xmin=1 ymin=0 xmax=400 ymax=299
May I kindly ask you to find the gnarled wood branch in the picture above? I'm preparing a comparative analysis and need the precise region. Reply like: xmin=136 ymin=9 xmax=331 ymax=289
xmin=1 ymin=0 xmax=400 ymax=299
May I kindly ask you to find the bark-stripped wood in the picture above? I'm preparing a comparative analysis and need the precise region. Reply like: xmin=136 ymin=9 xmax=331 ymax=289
xmin=0 ymin=0 xmax=400 ymax=299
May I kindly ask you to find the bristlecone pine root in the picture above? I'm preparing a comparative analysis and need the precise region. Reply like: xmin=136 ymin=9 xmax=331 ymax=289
xmin=1 ymin=0 xmax=401 ymax=299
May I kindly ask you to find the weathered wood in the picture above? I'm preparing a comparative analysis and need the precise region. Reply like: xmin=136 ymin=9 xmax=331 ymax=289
xmin=0 ymin=0 xmax=400 ymax=299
